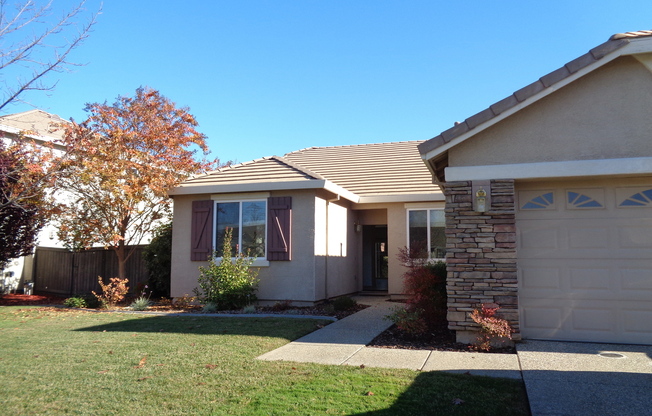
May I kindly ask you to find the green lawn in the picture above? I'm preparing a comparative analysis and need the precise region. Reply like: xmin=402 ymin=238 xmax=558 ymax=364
xmin=0 ymin=306 xmax=529 ymax=415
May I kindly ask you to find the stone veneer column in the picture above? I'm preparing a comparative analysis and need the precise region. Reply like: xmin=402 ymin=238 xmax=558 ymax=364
xmin=443 ymin=179 xmax=520 ymax=343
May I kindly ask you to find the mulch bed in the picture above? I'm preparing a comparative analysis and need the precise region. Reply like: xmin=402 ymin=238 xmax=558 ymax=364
xmin=368 ymin=322 xmax=516 ymax=354
xmin=0 ymin=294 xmax=66 ymax=306
xmin=0 ymin=294 xmax=367 ymax=320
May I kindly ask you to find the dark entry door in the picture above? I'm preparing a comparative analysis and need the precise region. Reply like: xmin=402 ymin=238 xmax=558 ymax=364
xmin=362 ymin=225 xmax=388 ymax=291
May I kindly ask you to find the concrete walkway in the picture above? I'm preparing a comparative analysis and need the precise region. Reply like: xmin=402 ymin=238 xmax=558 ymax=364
xmin=257 ymin=296 xmax=521 ymax=378
xmin=257 ymin=296 xmax=652 ymax=416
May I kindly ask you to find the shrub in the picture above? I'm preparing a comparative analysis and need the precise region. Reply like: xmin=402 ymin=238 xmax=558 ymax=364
xmin=130 ymin=285 xmax=152 ymax=311
xmin=82 ymin=294 xmax=101 ymax=309
xmin=63 ymin=296 xmax=87 ymax=309
xmin=142 ymin=222 xmax=172 ymax=297
xmin=194 ymin=228 xmax=259 ymax=310
xmin=92 ymin=276 xmax=129 ymax=308
xmin=389 ymin=247 xmax=447 ymax=335
xmin=130 ymin=296 xmax=152 ymax=311
xmin=242 ymin=304 xmax=257 ymax=314
xmin=470 ymin=303 xmax=513 ymax=351
xmin=332 ymin=296 xmax=357 ymax=312
xmin=386 ymin=306 xmax=428 ymax=337
xmin=202 ymin=302 xmax=217 ymax=313
xmin=173 ymin=294 xmax=195 ymax=310
xmin=271 ymin=300 xmax=293 ymax=311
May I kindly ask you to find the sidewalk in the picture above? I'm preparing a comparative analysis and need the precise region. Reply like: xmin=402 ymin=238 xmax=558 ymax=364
xmin=256 ymin=296 xmax=521 ymax=379
xmin=257 ymin=296 xmax=652 ymax=416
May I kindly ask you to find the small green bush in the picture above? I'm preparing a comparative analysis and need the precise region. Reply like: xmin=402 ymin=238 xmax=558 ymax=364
xmin=129 ymin=297 xmax=151 ymax=311
xmin=332 ymin=296 xmax=357 ymax=311
xmin=386 ymin=306 xmax=428 ymax=336
xmin=194 ymin=228 xmax=259 ymax=310
xmin=242 ymin=304 xmax=257 ymax=314
xmin=202 ymin=302 xmax=217 ymax=313
xmin=63 ymin=297 xmax=87 ymax=309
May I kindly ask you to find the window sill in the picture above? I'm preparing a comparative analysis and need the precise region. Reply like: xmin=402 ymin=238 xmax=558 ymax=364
xmin=213 ymin=258 xmax=270 ymax=267
xmin=252 ymin=259 xmax=270 ymax=267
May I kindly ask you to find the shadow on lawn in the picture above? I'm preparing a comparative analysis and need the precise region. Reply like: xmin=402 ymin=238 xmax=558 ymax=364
xmin=348 ymin=371 xmax=529 ymax=416
xmin=74 ymin=314 xmax=329 ymax=340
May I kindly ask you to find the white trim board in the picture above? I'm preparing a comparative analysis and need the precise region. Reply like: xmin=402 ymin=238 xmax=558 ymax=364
xmin=445 ymin=157 xmax=652 ymax=181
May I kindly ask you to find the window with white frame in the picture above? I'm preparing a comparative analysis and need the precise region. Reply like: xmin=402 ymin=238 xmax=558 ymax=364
xmin=407 ymin=209 xmax=446 ymax=259
xmin=214 ymin=200 xmax=267 ymax=258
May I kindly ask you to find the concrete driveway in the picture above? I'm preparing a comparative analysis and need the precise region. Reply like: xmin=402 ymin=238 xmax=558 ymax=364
xmin=516 ymin=340 xmax=652 ymax=416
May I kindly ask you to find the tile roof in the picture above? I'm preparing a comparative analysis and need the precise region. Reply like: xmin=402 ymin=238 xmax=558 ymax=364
xmin=182 ymin=157 xmax=322 ymax=187
xmin=418 ymin=31 xmax=652 ymax=158
xmin=284 ymin=141 xmax=438 ymax=198
xmin=174 ymin=141 xmax=442 ymax=202
xmin=0 ymin=110 xmax=68 ymax=141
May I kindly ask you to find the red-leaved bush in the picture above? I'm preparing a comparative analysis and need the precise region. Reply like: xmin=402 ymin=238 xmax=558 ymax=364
xmin=387 ymin=246 xmax=447 ymax=336
xmin=470 ymin=303 xmax=513 ymax=351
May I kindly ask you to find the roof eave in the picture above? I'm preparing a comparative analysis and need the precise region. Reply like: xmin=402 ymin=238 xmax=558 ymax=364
xmin=356 ymin=192 xmax=444 ymax=204
xmin=419 ymin=37 xmax=652 ymax=163
xmin=168 ymin=179 xmax=361 ymax=203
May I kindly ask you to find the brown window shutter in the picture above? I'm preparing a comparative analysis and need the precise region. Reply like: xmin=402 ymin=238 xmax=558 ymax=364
xmin=267 ymin=196 xmax=292 ymax=261
xmin=191 ymin=200 xmax=213 ymax=261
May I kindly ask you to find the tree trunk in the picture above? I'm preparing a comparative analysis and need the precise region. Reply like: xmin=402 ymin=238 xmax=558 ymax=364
xmin=115 ymin=241 xmax=127 ymax=280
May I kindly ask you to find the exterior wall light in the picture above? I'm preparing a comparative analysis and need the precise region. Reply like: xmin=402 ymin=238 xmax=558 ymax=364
xmin=475 ymin=187 xmax=487 ymax=212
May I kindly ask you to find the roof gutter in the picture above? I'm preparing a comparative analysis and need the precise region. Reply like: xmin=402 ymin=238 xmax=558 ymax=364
xmin=168 ymin=179 xmax=361 ymax=203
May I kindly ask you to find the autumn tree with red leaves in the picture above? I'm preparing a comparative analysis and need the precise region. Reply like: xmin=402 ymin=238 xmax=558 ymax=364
xmin=0 ymin=139 xmax=54 ymax=267
xmin=56 ymin=87 xmax=216 ymax=280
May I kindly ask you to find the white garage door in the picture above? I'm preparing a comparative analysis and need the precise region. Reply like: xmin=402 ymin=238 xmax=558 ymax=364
xmin=517 ymin=180 xmax=652 ymax=344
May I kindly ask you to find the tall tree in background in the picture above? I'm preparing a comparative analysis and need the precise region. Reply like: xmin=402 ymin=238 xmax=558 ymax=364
xmin=0 ymin=139 xmax=51 ymax=267
xmin=0 ymin=0 xmax=99 ymax=111
xmin=57 ymin=87 xmax=216 ymax=279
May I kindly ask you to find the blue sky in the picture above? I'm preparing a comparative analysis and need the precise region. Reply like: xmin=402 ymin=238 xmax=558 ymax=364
xmin=7 ymin=1 xmax=652 ymax=164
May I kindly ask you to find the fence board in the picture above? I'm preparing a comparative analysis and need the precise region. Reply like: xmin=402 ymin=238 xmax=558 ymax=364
xmin=33 ymin=246 xmax=149 ymax=296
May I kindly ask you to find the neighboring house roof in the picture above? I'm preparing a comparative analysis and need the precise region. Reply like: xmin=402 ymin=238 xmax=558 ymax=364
xmin=0 ymin=110 xmax=68 ymax=144
xmin=418 ymin=30 xmax=652 ymax=181
xmin=170 ymin=141 xmax=443 ymax=204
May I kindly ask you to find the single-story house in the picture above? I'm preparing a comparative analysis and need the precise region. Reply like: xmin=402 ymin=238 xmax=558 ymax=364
xmin=171 ymin=30 xmax=652 ymax=346
xmin=418 ymin=30 xmax=652 ymax=345
xmin=169 ymin=141 xmax=445 ymax=305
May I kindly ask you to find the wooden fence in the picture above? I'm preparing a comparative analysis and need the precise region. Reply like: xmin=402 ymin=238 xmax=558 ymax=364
xmin=32 ymin=246 xmax=149 ymax=296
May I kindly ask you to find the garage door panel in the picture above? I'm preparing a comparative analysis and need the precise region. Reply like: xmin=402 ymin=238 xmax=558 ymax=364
xmin=519 ymin=226 xmax=559 ymax=250
xmin=568 ymin=226 xmax=609 ymax=249
xmin=517 ymin=181 xmax=652 ymax=344
xmin=619 ymin=225 xmax=652 ymax=248
xmin=521 ymin=301 xmax=652 ymax=344
xmin=520 ymin=265 xmax=561 ymax=290
xmin=623 ymin=309 xmax=652 ymax=336
xmin=621 ymin=268 xmax=652 ymax=291
xmin=572 ymin=308 xmax=615 ymax=332
xmin=569 ymin=267 xmax=611 ymax=290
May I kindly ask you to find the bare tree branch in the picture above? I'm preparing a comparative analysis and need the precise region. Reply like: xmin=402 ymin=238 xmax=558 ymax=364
xmin=0 ymin=0 xmax=101 ymax=112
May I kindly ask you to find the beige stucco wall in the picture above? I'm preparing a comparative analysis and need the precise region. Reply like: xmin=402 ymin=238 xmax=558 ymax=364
xmin=313 ymin=194 xmax=360 ymax=300
xmin=171 ymin=190 xmax=444 ymax=303
xmin=170 ymin=190 xmax=323 ymax=304
xmin=449 ymin=56 xmax=652 ymax=167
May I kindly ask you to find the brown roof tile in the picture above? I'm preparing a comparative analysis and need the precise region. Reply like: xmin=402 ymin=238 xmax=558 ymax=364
xmin=178 ymin=141 xmax=442 ymax=200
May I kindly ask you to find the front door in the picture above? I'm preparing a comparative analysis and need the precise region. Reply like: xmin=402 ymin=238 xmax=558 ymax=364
xmin=362 ymin=225 xmax=388 ymax=291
